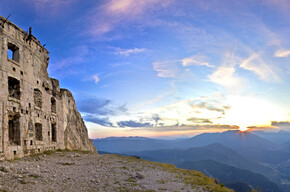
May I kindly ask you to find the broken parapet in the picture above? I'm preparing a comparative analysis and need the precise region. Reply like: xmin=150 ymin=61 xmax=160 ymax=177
xmin=0 ymin=16 xmax=96 ymax=160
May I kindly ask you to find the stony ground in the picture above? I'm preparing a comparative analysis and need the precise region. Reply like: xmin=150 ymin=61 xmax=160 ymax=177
xmin=0 ymin=151 xmax=232 ymax=192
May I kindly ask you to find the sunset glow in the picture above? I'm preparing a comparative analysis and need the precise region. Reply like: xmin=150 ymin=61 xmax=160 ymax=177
xmin=2 ymin=0 xmax=290 ymax=138
xmin=239 ymin=127 xmax=249 ymax=132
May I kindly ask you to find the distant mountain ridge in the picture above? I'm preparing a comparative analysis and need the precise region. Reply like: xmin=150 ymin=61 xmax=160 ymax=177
xmin=126 ymin=143 xmax=277 ymax=182
xmin=93 ymin=136 xmax=172 ymax=153
xmin=94 ymin=130 xmax=278 ymax=151
xmin=174 ymin=130 xmax=276 ymax=150
xmin=177 ymin=160 xmax=283 ymax=192
xmin=253 ymin=130 xmax=290 ymax=144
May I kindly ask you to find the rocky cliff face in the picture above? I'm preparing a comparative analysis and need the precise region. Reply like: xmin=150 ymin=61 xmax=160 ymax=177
xmin=62 ymin=89 xmax=96 ymax=152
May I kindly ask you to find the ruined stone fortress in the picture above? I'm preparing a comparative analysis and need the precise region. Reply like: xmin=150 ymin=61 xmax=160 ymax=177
xmin=0 ymin=16 xmax=96 ymax=160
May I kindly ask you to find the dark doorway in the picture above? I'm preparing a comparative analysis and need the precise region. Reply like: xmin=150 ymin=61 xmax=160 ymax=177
xmin=8 ymin=114 xmax=21 ymax=145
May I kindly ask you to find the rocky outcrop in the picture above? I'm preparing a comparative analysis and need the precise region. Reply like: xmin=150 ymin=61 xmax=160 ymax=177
xmin=62 ymin=89 xmax=96 ymax=152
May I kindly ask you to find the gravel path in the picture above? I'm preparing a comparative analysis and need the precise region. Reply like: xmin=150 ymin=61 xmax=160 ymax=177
xmin=0 ymin=151 xmax=232 ymax=192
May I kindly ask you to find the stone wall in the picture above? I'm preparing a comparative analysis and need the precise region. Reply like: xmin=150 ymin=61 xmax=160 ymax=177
xmin=0 ymin=16 xmax=96 ymax=160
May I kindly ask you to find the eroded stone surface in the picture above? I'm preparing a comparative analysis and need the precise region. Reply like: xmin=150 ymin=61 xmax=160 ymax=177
xmin=0 ymin=16 xmax=96 ymax=160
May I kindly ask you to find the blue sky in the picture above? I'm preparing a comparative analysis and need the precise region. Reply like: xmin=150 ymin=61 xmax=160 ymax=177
xmin=1 ymin=0 xmax=290 ymax=138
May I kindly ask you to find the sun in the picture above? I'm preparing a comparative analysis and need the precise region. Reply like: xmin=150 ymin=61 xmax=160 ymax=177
xmin=239 ymin=126 xmax=249 ymax=132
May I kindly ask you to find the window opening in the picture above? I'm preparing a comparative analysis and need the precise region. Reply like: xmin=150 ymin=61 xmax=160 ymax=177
xmin=8 ymin=77 xmax=21 ymax=99
xmin=34 ymin=89 xmax=42 ymax=108
xmin=35 ymin=123 xmax=43 ymax=141
xmin=51 ymin=97 xmax=56 ymax=113
xmin=52 ymin=123 xmax=57 ymax=142
xmin=8 ymin=114 xmax=21 ymax=145
xmin=7 ymin=43 xmax=19 ymax=62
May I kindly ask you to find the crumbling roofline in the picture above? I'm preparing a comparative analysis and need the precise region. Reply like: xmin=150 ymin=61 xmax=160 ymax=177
xmin=0 ymin=16 xmax=49 ymax=54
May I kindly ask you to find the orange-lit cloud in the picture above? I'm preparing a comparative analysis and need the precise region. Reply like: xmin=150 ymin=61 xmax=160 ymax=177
xmin=271 ymin=121 xmax=290 ymax=129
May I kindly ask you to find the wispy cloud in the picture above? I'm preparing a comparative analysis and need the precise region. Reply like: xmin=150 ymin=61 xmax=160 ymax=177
xmin=87 ymin=0 xmax=174 ymax=36
xmin=104 ymin=0 xmax=172 ymax=16
xmin=138 ymin=124 xmax=239 ymax=132
xmin=274 ymin=49 xmax=290 ymax=57
xmin=271 ymin=121 xmax=290 ymax=129
xmin=83 ymin=114 xmax=113 ymax=127
xmin=49 ymin=45 xmax=89 ymax=76
xmin=78 ymin=98 xmax=127 ymax=116
xmin=153 ymin=60 xmax=179 ymax=78
xmin=93 ymin=75 xmax=100 ymax=84
xmin=135 ymin=80 xmax=177 ymax=110
xmin=208 ymin=51 xmax=244 ymax=89
xmin=189 ymin=100 xmax=230 ymax=115
xmin=79 ymin=98 xmax=127 ymax=127
xmin=115 ymin=48 xmax=146 ymax=56
xmin=187 ymin=117 xmax=213 ymax=124
xmin=148 ymin=93 xmax=231 ymax=127
xmin=240 ymin=53 xmax=280 ymax=82
xmin=24 ymin=0 xmax=77 ymax=16
xmin=181 ymin=55 xmax=214 ymax=68
xmin=117 ymin=120 xmax=153 ymax=128
xmin=133 ymin=87 xmax=177 ymax=110
xmin=209 ymin=66 xmax=242 ymax=89
xmin=263 ymin=0 xmax=290 ymax=14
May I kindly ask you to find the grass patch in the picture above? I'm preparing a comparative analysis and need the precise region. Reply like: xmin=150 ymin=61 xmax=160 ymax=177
xmin=114 ymin=180 xmax=120 ymax=185
xmin=43 ymin=150 xmax=55 ymax=155
xmin=71 ymin=150 xmax=91 ymax=154
xmin=28 ymin=174 xmax=40 ymax=179
xmin=121 ymin=166 xmax=129 ymax=170
xmin=124 ymin=177 xmax=138 ymax=187
xmin=61 ymin=162 xmax=75 ymax=166
xmin=27 ymin=148 xmax=92 ymax=158
xmin=124 ymin=177 xmax=136 ymax=183
xmin=177 ymin=170 xmax=233 ymax=192
xmin=156 ymin=179 xmax=167 ymax=184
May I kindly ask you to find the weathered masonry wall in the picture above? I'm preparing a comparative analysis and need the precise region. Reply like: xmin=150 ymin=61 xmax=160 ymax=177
xmin=0 ymin=16 xmax=96 ymax=160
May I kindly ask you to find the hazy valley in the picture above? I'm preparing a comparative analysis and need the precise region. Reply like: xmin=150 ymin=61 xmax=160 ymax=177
xmin=94 ymin=130 xmax=290 ymax=192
